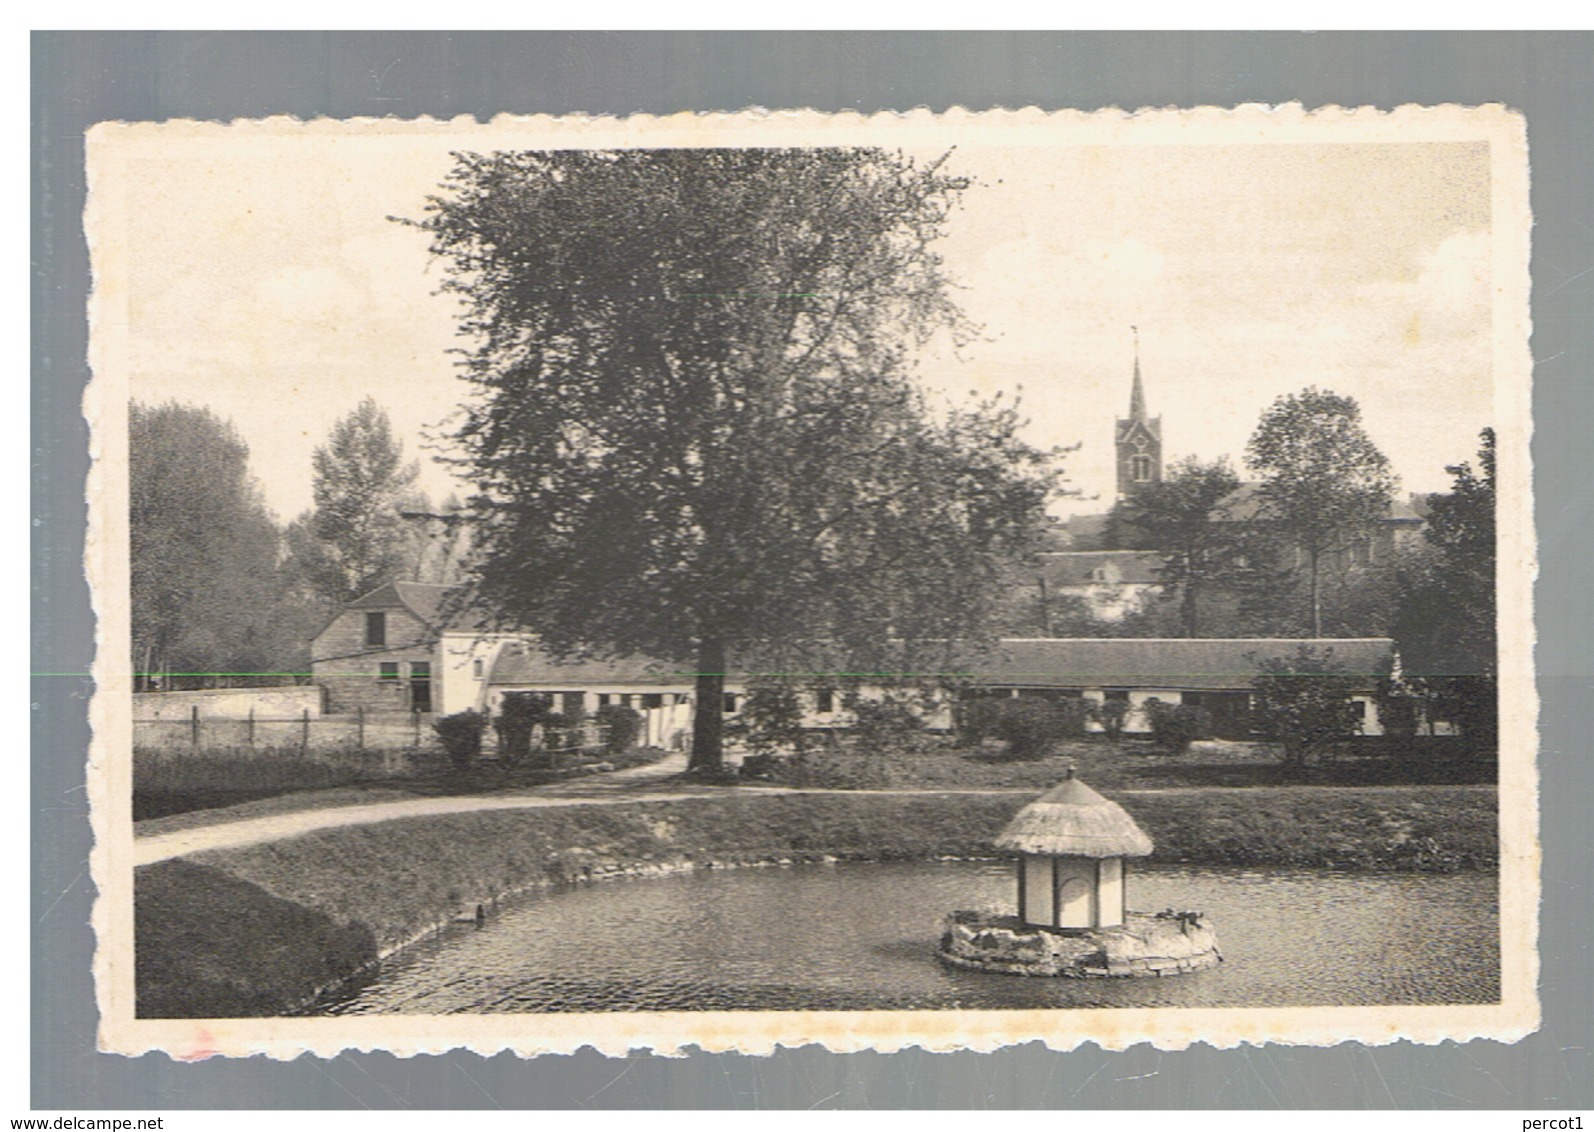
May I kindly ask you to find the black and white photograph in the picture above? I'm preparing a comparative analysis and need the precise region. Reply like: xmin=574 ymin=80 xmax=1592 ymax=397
xmin=86 ymin=106 xmax=1534 ymax=1057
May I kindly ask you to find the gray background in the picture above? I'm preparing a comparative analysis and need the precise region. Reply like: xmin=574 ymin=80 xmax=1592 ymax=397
xmin=31 ymin=31 xmax=1592 ymax=1109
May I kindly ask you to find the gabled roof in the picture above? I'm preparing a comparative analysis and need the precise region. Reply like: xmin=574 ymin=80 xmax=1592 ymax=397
xmin=487 ymin=642 xmax=690 ymax=688
xmin=973 ymin=637 xmax=1394 ymax=691
xmin=347 ymin=581 xmax=461 ymax=627
xmin=1033 ymin=550 xmax=1165 ymax=587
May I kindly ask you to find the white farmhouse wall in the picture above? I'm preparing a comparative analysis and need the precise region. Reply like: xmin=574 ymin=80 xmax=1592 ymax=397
xmin=133 ymin=686 xmax=324 ymax=721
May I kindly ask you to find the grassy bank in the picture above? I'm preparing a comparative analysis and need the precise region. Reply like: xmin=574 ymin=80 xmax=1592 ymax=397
xmin=136 ymin=784 xmax=1496 ymax=1018
xmin=134 ymin=745 xmax=669 ymax=821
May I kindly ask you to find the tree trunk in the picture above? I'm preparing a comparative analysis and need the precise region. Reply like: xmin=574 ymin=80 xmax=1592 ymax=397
xmin=1308 ymin=550 xmax=1323 ymax=637
xmin=1182 ymin=579 xmax=1199 ymax=638
xmin=688 ymin=637 xmax=727 ymax=772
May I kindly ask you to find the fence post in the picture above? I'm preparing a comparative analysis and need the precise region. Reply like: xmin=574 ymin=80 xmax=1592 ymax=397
xmin=357 ymin=706 xmax=365 ymax=752
xmin=190 ymin=705 xmax=199 ymax=748
xmin=247 ymin=707 xmax=255 ymax=748
xmin=301 ymin=707 xmax=310 ymax=754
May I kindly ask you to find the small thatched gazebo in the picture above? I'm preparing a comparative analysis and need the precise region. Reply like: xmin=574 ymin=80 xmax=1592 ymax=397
xmin=996 ymin=768 xmax=1154 ymax=931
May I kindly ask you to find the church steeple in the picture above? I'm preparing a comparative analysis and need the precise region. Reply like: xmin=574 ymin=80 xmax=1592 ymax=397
xmin=1128 ymin=326 xmax=1148 ymax=421
xmin=1115 ymin=326 xmax=1163 ymax=501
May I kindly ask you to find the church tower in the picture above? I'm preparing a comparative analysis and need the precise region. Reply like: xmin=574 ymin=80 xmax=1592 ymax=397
xmin=1115 ymin=328 xmax=1163 ymax=501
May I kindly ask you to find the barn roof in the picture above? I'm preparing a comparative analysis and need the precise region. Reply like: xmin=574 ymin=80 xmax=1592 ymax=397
xmin=995 ymin=772 xmax=1155 ymax=858
xmin=973 ymin=637 xmax=1394 ymax=691
xmin=486 ymin=642 xmax=690 ymax=688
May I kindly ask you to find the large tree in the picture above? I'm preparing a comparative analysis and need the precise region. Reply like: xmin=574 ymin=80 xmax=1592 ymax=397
xmin=130 ymin=401 xmax=294 ymax=687
xmin=1114 ymin=455 xmax=1243 ymax=636
xmin=1392 ymin=429 xmax=1496 ymax=742
xmin=290 ymin=397 xmax=421 ymax=607
xmin=413 ymin=148 xmax=1062 ymax=771
xmin=1246 ymin=388 xmax=1397 ymax=636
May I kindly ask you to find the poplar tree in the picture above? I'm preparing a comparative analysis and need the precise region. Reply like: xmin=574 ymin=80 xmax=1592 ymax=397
xmin=292 ymin=398 xmax=420 ymax=607
xmin=1246 ymin=388 xmax=1396 ymax=637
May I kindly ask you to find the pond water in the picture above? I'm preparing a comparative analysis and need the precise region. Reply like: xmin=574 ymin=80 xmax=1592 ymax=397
xmin=318 ymin=862 xmax=1499 ymax=1014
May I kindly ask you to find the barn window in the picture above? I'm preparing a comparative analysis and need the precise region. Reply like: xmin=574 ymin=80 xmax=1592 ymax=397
xmin=642 ymin=693 xmax=664 ymax=710
xmin=365 ymin=612 xmax=386 ymax=647
xmin=472 ymin=657 xmax=484 ymax=678
xmin=378 ymin=662 xmax=399 ymax=682
xmin=723 ymin=693 xmax=739 ymax=714
xmin=816 ymin=689 xmax=835 ymax=713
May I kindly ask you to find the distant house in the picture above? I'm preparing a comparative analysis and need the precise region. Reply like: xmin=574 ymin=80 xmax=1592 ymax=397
xmin=1027 ymin=550 xmax=1166 ymax=623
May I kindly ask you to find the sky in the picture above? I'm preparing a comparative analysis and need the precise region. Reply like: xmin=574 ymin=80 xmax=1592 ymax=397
xmin=113 ymin=127 xmax=1496 ymax=522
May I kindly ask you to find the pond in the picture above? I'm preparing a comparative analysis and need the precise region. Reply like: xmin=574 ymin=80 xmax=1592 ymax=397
xmin=318 ymin=861 xmax=1499 ymax=1014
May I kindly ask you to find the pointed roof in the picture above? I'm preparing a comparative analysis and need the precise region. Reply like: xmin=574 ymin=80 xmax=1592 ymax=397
xmin=1129 ymin=353 xmax=1147 ymax=421
xmin=346 ymin=581 xmax=460 ymax=627
xmin=996 ymin=771 xmax=1155 ymax=858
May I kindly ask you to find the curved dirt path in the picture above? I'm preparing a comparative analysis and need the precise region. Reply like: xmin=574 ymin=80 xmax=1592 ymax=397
xmin=133 ymin=755 xmax=1032 ymax=867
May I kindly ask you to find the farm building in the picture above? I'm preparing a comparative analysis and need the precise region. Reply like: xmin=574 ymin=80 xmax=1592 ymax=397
xmin=309 ymin=581 xmax=1397 ymax=746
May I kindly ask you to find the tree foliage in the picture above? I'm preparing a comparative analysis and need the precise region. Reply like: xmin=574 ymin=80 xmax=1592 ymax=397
xmin=1392 ymin=429 xmax=1496 ymax=743
xmin=1246 ymin=388 xmax=1397 ymax=636
xmin=1142 ymin=698 xmax=1213 ymax=754
xmin=129 ymin=401 xmax=297 ymax=687
xmin=289 ymin=398 xmax=420 ymax=608
xmin=1113 ymin=455 xmax=1243 ymax=636
xmin=412 ymin=148 xmax=1062 ymax=770
xmin=1250 ymin=645 xmax=1369 ymax=767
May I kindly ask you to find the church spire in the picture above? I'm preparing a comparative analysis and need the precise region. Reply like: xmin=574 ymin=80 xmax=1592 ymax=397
xmin=1128 ymin=325 xmax=1147 ymax=421
xmin=1115 ymin=325 xmax=1162 ymax=501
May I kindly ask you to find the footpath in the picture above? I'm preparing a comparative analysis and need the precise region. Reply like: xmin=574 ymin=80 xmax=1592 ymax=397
xmin=132 ymin=752 xmax=1032 ymax=867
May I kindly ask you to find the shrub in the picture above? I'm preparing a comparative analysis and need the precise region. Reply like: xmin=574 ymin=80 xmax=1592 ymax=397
xmin=731 ymin=678 xmax=808 ymax=754
xmin=432 ymin=709 xmax=487 ymax=768
xmin=1143 ymin=699 xmax=1212 ymax=754
xmin=1052 ymin=697 xmax=1091 ymax=739
xmin=1091 ymin=697 xmax=1132 ymax=740
xmin=993 ymin=698 xmax=1069 ymax=760
xmin=956 ymin=697 xmax=1006 ymax=745
xmin=594 ymin=704 xmax=643 ymax=756
xmin=494 ymin=693 xmax=553 ymax=766
xmin=1251 ymin=646 xmax=1364 ymax=767
xmin=847 ymin=694 xmax=925 ymax=750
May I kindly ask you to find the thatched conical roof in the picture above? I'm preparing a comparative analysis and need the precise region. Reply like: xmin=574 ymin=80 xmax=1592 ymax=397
xmin=995 ymin=771 xmax=1154 ymax=858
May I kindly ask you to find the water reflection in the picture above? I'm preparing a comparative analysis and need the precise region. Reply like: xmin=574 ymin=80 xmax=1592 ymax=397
xmin=320 ymin=862 xmax=1498 ymax=1014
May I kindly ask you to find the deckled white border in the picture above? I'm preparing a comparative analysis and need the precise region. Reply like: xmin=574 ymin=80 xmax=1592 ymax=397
xmin=86 ymin=104 xmax=1537 ymax=1060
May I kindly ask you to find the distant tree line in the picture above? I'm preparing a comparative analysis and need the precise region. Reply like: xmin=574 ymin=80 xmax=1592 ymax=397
xmin=130 ymin=398 xmax=468 ymax=690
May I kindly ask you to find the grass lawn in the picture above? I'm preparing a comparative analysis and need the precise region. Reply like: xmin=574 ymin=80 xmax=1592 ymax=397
xmin=743 ymin=734 xmax=1495 ymax=792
